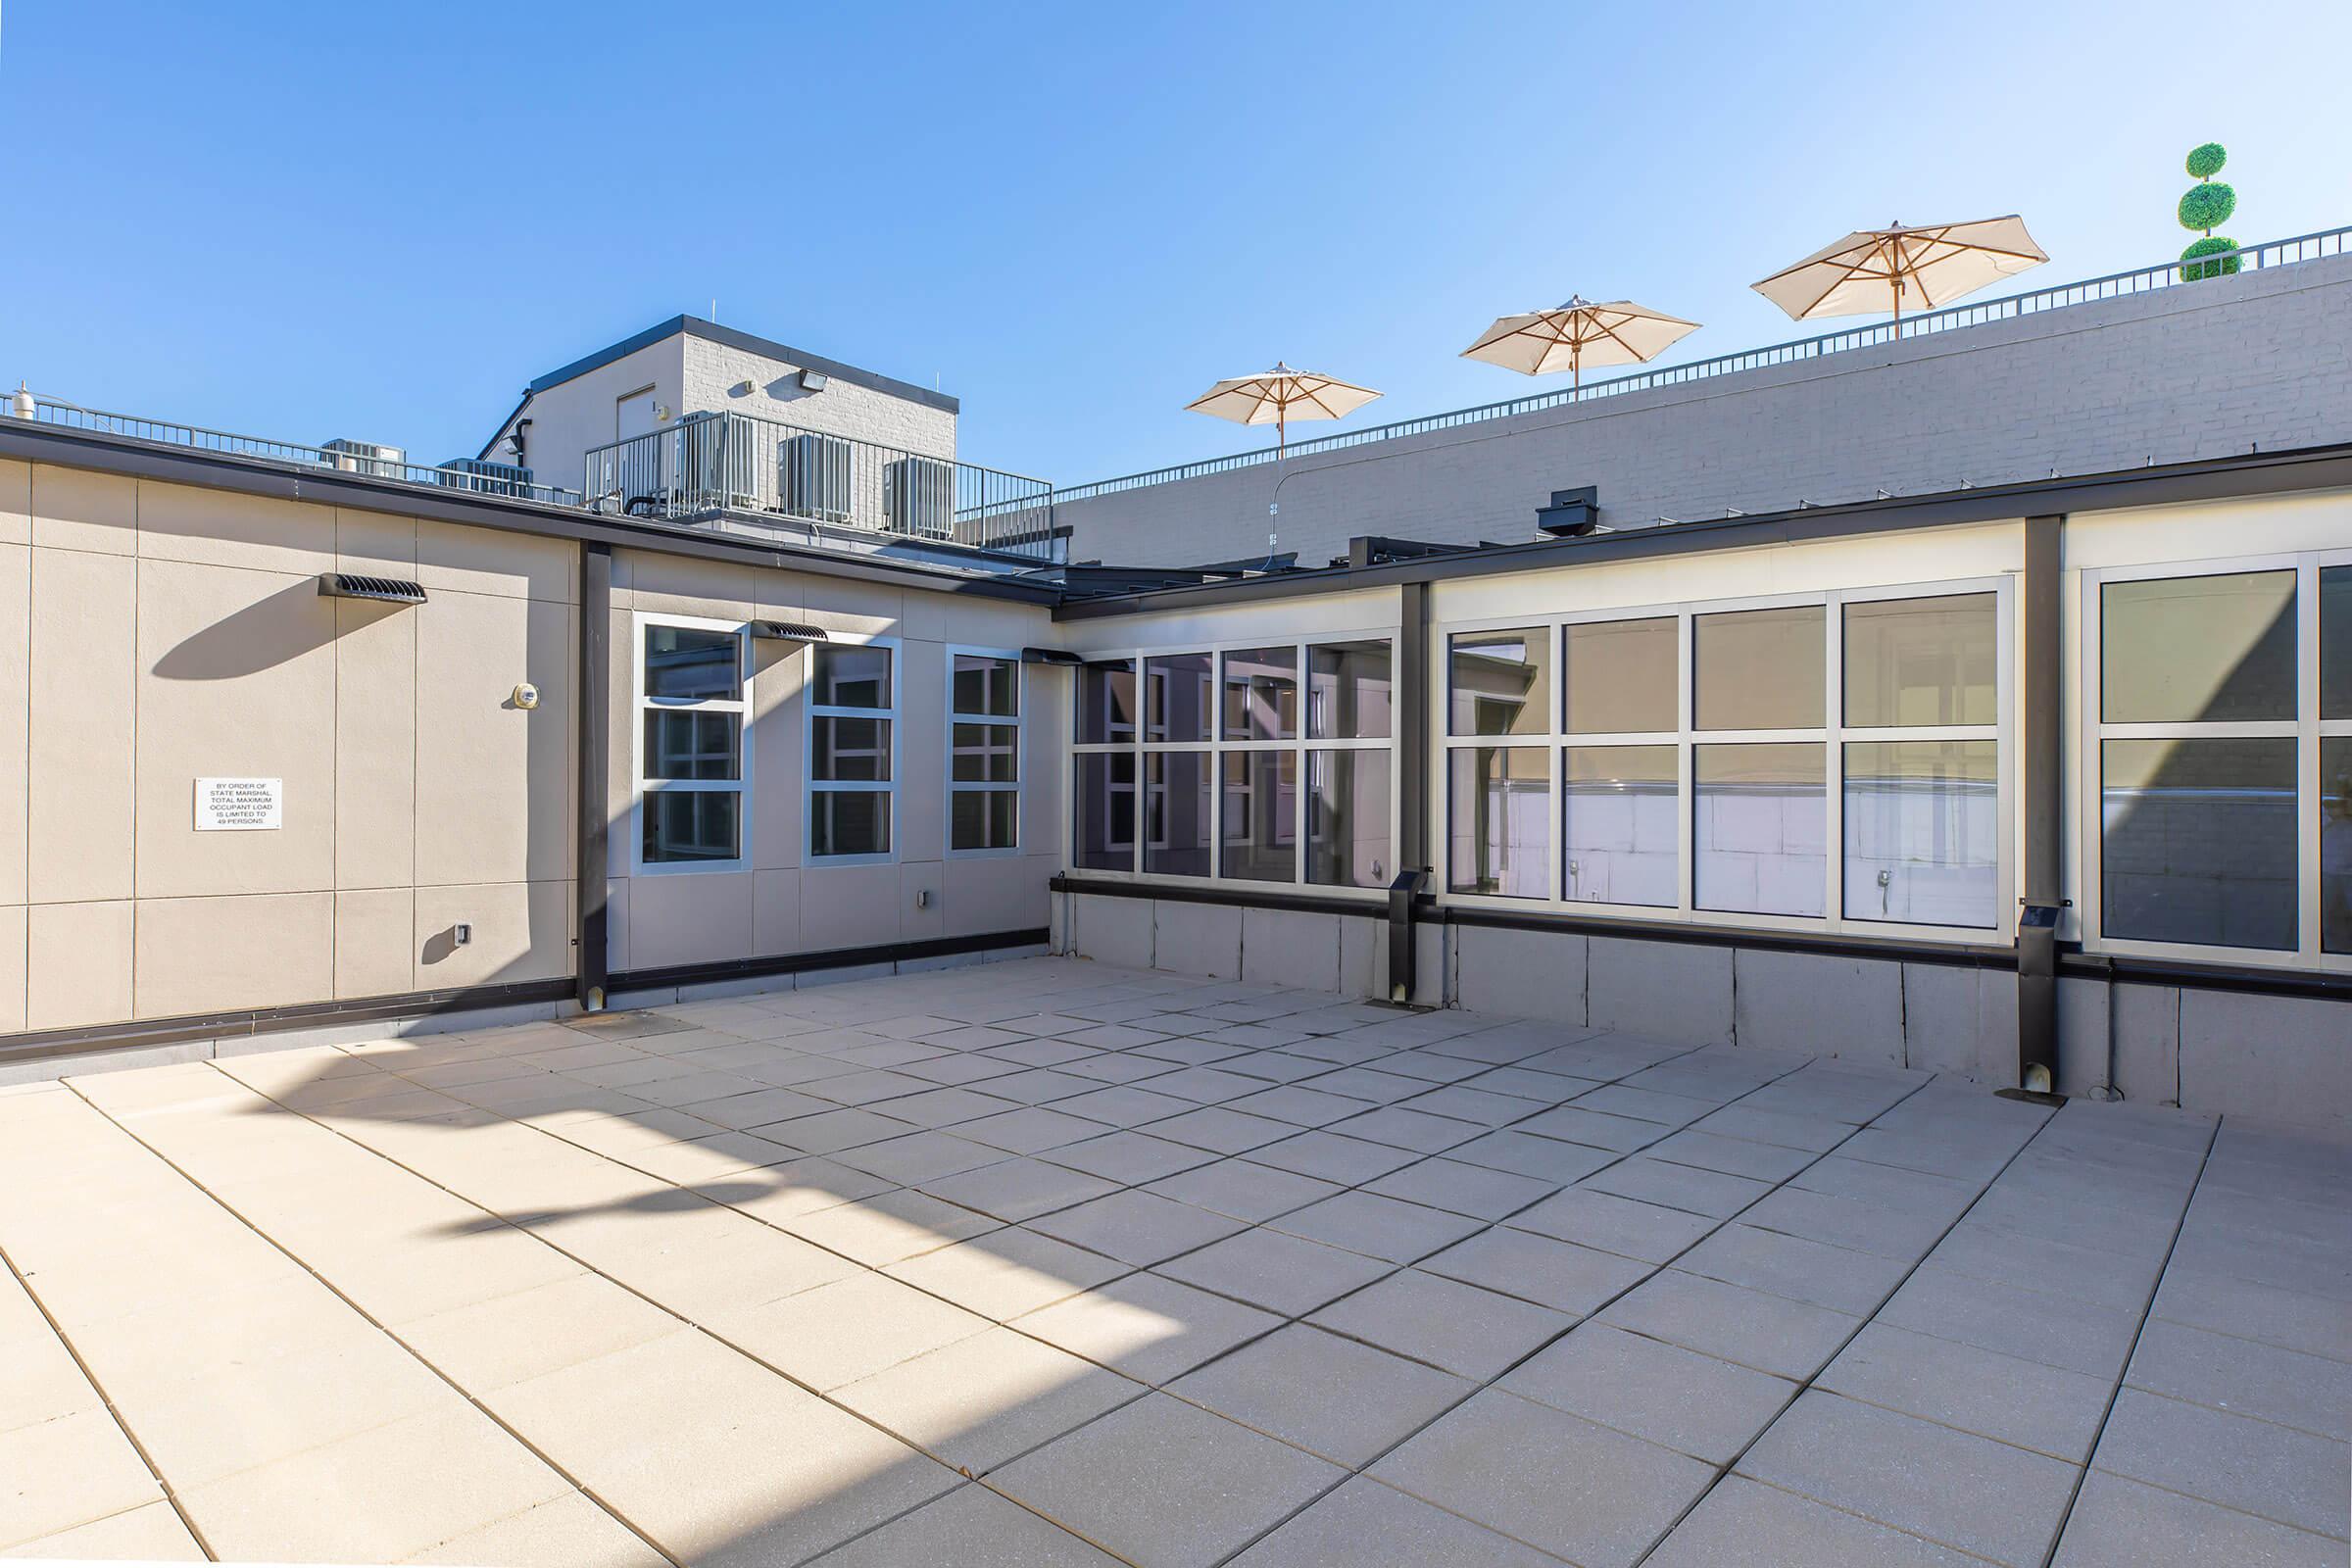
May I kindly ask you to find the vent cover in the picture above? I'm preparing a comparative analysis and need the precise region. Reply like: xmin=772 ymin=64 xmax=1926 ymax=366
xmin=752 ymin=620 xmax=829 ymax=643
xmin=318 ymin=573 xmax=427 ymax=605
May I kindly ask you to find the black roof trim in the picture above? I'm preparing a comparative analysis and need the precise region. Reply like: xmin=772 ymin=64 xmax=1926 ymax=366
xmin=1054 ymin=442 xmax=2352 ymax=620
xmin=524 ymin=316 xmax=959 ymax=414
xmin=0 ymin=421 xmax=1055 ymax=606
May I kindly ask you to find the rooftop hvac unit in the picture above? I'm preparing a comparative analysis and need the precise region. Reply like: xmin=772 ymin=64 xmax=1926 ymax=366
xmin=678 ymin=414 xmax=762 ymax=512
xmin=437 ymin=458 xmax=536 ymax=498
xmin=886 ymin=455 xmax=955 ymax=539
xmin=320 ymin=438 xmax=406 ymax=478
xmin=781 ymin=432 xmax=854 ymax=523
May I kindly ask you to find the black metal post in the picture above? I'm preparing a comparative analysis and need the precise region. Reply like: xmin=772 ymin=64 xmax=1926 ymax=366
xmin=1385 ymin=580 xmax=1432 ymax=1002
xmin=577 ymin=543 xmax=612 ymax=1012
xmin=2016 ymin=514 xmax=2064 ymax=1094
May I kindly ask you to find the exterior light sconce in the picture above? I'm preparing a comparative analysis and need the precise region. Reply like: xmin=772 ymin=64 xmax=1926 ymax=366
xmin=1020 ymin=648 xmax=1081 ymax=666
xmin=799 ymin=369 xmax=829 ymax=393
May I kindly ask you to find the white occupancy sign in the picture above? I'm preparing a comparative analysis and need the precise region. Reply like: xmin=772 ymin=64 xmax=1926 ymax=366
xmin=195 ymin=777 xmax=283 ymax=831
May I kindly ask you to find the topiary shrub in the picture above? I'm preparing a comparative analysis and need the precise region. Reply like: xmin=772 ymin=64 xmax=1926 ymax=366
xmin=2180 ymin=234 xmax=2242 ymax=280
xmin=2178 ymin=181 xmax=2236 ymax=233
xmin=2177 ymin=142 xmax=2241 ymax=281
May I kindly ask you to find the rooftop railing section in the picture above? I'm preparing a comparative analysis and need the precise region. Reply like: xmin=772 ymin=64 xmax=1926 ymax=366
xmin=580 ymin=411 xmax=1059 ymax=560
xmin=16 ymin=398 xmax=588 ymax=508
xmin=1049 ymin=225 xmax=2352 ymax=506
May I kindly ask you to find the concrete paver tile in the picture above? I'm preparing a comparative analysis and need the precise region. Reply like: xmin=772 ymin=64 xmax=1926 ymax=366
xmin=1154 ymin=1226 xmax=1394 ymax=1317
xmin=1011 ymin=1273 xmax=1281 ymax=1385
xmin=0 ymin=1409 xmax=164 ymax=1551
xmin=0 ymin=1500 xmax=205 ymax=1562
xmin=1738 ymin=1391 xmax=2079 ymax=1566
xmin=714 ymin=1271 xmax=992 ymax=1391
xmin=1675 ymin=1222 xmax=1911 ymax=1315
xmin=1878 ymin=1260 xmax=2142 ymax=1379
xmin=1508 ymin=1188 xmax=1720 ymax=1263
xmin=2091 ymin=1388 xmax=2349 ymax=1538
xmin=1645 ymin=1474 xmax=1982 ymax=1567
xmin=832 ymin=1326 xmax=1144 ymax=1474
xmin=1309 ymin=1269 xmax=1572 ymax=1379
xmin=1026 ymin=1191 xmax=1247 ymax=1266
xmin=806 ymin=1484 xmax=1121 ymax=1567
xmin=1419 ymin=1224 xmax=1648 ymax=1314
xmin=885 ymin=1227 xmax=1129 ymax=1321
xmin=397 ymin=1491 xmax=665 ymax=1567
xmin=1230 ymin=1475 xmax=1558 ymax=1567
xmin=993 ymin=1394 xmax=1344 ymax=1568
xmin=1268 ymin=1190 xmax=1485 ymax=1263
xmin=1372 ymin=1388 xmax=1714 ymax=1568
xmin=1595 ymin=1270 xmax=1860 ymax=1381
xmin=1501 ymin=1322 xmax=1796 ymax=1464
xmin=1819 ymin=1323 xmax=2112 ymax=1461
xmin=1144 ymin=1159 xmax=1344 ymax=1223
xmin=2051 ymin=1469 xmax=2344 ymax=1568
xmin=2125 ymin=1318 xmax=2352 ymax=1440
xmin=1167 ymin=1323 xmax=1470 ymax=1466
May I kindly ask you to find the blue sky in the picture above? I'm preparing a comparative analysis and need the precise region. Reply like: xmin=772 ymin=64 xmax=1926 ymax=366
xmin=3 ymin=1 xmax=2346 ymax=488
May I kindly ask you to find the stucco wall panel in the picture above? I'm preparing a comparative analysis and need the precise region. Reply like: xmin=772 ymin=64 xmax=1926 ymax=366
xmin=943 ymin=856 xmax=1048 ymax=939
xmin=1588 ymin=934 xmax=1734 ymax=1047
xmin=1153 ymin=901 xmax=1241 ymax=980
xmin=800 ymin=863 xmax=901 ymax=951
xmin=0 ymin=461 xmax=29 ymax=546
xmin=1240 ymin=906 xmax=1344 ymax=994
xmin=414 ymin=593 xmax=571 ymax=888
xmin=26 ymin=901 xmax=131 ymax=1030
xmin=416 ymin=516 xmax=574 ymax=603
xmin=2177 ymin=990 xmax=2351 ymax=1131
xmin=30 ymin=464 xmax=134 ymax=555
xmin=1734 ymin=949 xmax=1906 ymax=1064
xmin=626 ymin=869 xmax=755 ymax=971
xmin=133 ymin=892 xmax=334 ymax=1018
xmin=334 ymin=887 xmax=415 ymax=1001
xmin=133 ymin=559 xmax=337 ymax=899
xmin=0 ymin=906 xmax=22 ymax=1033
xmin=334 ymin=506 xmax=416 ymax=578
xmin=414 ymin=881 xmax=571 ymax=989
xmin=1455 ymin=924 xmax=1587 ymax=1025
xmin=134 ymin=483 xmax=333 ymax=577
xmin=1070 ymin=892 xmax=1152 ymax=968
xmin=0 ymin=546 xmax=27 ymax=906
xmin=335 ymin=596 xmax=417 ymax=890
xmin=28 ymin=548 xmax=135 ymax=904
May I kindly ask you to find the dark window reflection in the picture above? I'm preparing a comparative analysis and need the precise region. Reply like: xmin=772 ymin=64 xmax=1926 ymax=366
xmin=1308 ymin=751 xmax=1391 ymax=888
xmin=1448 ymin=746 xmax=1547 ymax=897
xmin=2102 ymin=737 xmax=2295 ymax=950
xmin=811 ymin=645 xmax=891 ymax=710
xmin=2101 ymin=572 xmax=2295 ymax=723
xmin=644 ymin=625 xmax=740 ymax=701
xmin=642 ymin=791 xmax=739 ymax=863
xmin=2323 ymin=568 xmax=2352 ymax=721
xmin=1146 ymin=752 xmax=1211 ymax=876
xmin=2325 ymin=737 xmax=2352 ymax=953
xmin=951 ymin=791 xmax=1016 ymax=853
xmin=1077 ymin=661 xmax=1137 ymax=744
xmin=1221 ymin=751 xmax=1297 ymax=881
xmin=1222 ymin=647 xmax=1298 ymax=741
xmin=809 ymin=790 xmax=889 ymax=858
xmin=1146 ymin=654 xmax=1212 ymax=742
xmin=1073 ymin=754 xmax=1135 ymax=870
xmin=1309 ymin=642 xmax=1393 ymax=740
xmin=1449 ymin=629 xmax=1548 ymax=737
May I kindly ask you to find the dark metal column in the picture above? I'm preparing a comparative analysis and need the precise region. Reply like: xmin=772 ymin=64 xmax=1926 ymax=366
xmin=577 ymin=543 xmax=612 ymax=1012
xmin=1385 ymin=580 xmax=1433 ymax=1002
xmin=2016 ymin=514 xmax=2064 ymax=1093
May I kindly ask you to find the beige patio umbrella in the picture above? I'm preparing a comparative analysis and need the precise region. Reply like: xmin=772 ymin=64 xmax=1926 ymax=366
xmin=1752 ymin=217 xmax=2047 ymax=337
xmin=1461 ymin=296 xmax=1700 ymax=386
xmin=1186 ymin=363 xmax=1381 ymax=456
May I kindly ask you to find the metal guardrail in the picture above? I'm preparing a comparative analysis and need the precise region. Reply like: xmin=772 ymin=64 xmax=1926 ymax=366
xmin=1048 ymin=226 xmax=2352 ymax=506
xmin=582 ymin=411 xmax=1059 ymax=561
xmin=18 ymin=399 xmax=588 ymax=508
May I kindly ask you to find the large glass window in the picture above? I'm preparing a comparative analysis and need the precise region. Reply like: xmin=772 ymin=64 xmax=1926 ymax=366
xmin=2102 ymin=571 xmax=2296 ymax=724
xmin=638 ymin=619 xmax=747 ymax=868
xmin=808 ymin=643 xmax=893 ymax=859
xmin=2092 ymin=569 xmax=2302 ymax=956
xmin=1074 ymin=754 xmax=1134 ymax=871
xmin=2102 ymin=738 xmax=2295 ymax=950
xmin=1221 ymin=751 xmax=1297 ymax=881
xmin=1146 ymin=753 xmax=1211 ymax=877
xmin=1073 ymin=638 xmax=1392 ymax=889
xmin=1449 ymin=747 xmax=1548 ymax=898
xmin=1564 ymin=617 xmax=1676 ymax=735
xmin=1695 ymin=606 xmax=1825 ymax=731
xmin=1563 ymin=745 xmax=1676 ymax=906
xmin=1078 ymin=660 xmax=1137 ymax=745
xmin=1695 ymin=743 xmax=1826 ymax=916
xmin=949 ymin=653 xmax=1019 ymax=855
xmin=1449 ymin=629 xmax=1548 ymax=737
xmin=1845 ymin=594 xmax=1996 ymax=727
xmin=1844 ymin=741 xmax=1997 ymax=927
xmin=1222 ymin=647 xmax=1298 ymax=741
xmin=1308 ymin=750 xmax=1391 ymax=888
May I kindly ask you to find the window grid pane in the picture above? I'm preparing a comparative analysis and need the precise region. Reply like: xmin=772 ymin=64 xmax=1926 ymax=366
xmin=1844 ymin=594 xmax=1997 ymax=727
xmin=1308 ymin=642 xmax=1393 ymax=740
xmin=1220 ymin=750 xmax=1297 ymax=881
xmin=1563 ymin=745 xmax=1677 ymax=906
xmin=643 ymin=790 xmax=741 ymax=864
xmin=810 ymin=789 xmax=890 ymax=858
xmin=953 ymin=655 xmax=1019 ymax=717
xmin=812 ymin=645 xmax=893 ymax=710
xmin=1307 ymin=749 xmax=1390 ymax=888
xmin=952 ymin=789 xmax=1017 ymax=853
xmin=2100 ymin=571 xmax=2296 ymax=724
xmin=2101 ymin=736 xmax=2295 ymax=950
xmin=1448 ymin=746 xmax=1548 ymax=898
xmin=1449 ymin=629 xmax=1549 ymax=738
xmin=1695 ymin=742 xmax=1826 ymax=916
xmin=811 ymin=716 xmax=891 ymax=782
xmin=1222 ymin=647 xmax=1299 ymax=741
xmin=1564 ymin=618 xmax=1677 ymax=735
xmin=644 ymin=710 xmax=741 ymax=782
xmin=1842 ymin=740 xmax=1997 ymax=927
xmin=1074 ymin=754 xmax=1135 ymax=871
xmin=951 ymin=722 xmax=1017 ymax=783
xmin=1695 ymin=606 xmax=1825 ymax=731
xmin=1146 ymin=654 xmax=1213 ymax=743
xmin=1146 ymin=752 xmax=1211 ymax=877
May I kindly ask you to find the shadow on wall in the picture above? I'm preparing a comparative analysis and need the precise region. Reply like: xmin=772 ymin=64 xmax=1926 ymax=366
xmin=150 ymin=579 xmax=381 ymax=680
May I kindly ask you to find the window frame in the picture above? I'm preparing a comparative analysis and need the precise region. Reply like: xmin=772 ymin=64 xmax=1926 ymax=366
xmin=2079 ymin=551 xmax=2345 ymax=969
xmin=1066 ymin=630 xmax=1399 ymax=896
xmin=632 ymin=612 xmax=753 ymax=877
xmin=804 ymin=633 xmax=900 ymax=866
xmin=1438 ymin=577 xmax=2013 ymax=942
xmin=946 ymin=645 xmax=1023 ymax=859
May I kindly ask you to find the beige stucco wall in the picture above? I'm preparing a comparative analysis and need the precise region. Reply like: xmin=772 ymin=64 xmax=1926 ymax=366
xmin=0 ymin=460 xmax=576 ymax=1034
xmin=605 ymin=549 xmax=1059 ymax=976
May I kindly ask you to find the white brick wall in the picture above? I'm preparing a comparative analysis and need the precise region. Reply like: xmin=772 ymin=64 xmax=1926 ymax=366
xmin=1055 ymin=252 xmax=2352 ymax=566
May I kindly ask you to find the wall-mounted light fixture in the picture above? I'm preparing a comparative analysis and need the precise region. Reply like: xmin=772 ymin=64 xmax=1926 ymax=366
xmin=1021 ymin=647 xmax=1081 ymax=666
xmin=799 ymin=369 xmax=829 ymax=393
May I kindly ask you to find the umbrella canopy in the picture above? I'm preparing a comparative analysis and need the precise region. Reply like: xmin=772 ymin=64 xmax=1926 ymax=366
xmin=1186 ymin=363 xmax=1381 ymax=455
xmin=1751 ymin=217 xmax=2047 ymax=336
xmin=1461 ymin=296 xmax=1700 ymax=386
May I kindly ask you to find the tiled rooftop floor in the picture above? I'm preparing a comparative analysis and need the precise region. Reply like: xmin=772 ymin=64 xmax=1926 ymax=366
xmin=1 ymin=957 xmax=2345 ymax=1566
